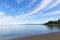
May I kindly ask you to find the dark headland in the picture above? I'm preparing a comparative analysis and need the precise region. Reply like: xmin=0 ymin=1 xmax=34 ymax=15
xmin=44 ymin=19 xmax=60 ymax=26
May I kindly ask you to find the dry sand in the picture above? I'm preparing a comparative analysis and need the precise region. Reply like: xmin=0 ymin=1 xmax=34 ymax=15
xmin=9 ymin=32 xmax=60 ymax=40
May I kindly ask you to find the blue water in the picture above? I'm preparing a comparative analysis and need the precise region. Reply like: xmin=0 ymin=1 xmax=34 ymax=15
xmin=0 ymin=25 xmax=60 ymax=39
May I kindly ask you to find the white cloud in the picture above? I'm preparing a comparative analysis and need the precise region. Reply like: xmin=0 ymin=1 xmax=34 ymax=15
xmin=10 ymin=8 xmax=16 ymax=11
xmin=18 ymin=0 xmax=60 ymax=19
xmin=0 ymin=12 xmax=35 ymax=25
xmin=44 ymin=0 xmax=60 ymax=10
xmin=16 ymin=0 xmax=23 ymax=4
xmin=17 ymin=0 xmax=52 ymax=18
xmin=0 ymin=12 xmax=24 ymax=25
xmin=0 ymin=12 xmax=5 ymax=18
xmin=42 ymin=10 xmax=60 ymax=16
xmin=4 ymin=4 xmax=10 ymax=9
xmin=0 ymin=0 xmax=59 ymax=25
xmin=0 ymin=12 xmax=5 ymax=15
xmin=23 ymin=0 xmax=37 ymax=10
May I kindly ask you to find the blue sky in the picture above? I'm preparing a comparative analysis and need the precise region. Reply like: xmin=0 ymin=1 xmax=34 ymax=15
xmin=0 ymin=0 xmax=60 ymax=25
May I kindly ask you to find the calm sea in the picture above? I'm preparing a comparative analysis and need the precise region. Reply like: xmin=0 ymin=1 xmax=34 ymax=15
xmin=0 ymin=25 xmax=60 ymax=39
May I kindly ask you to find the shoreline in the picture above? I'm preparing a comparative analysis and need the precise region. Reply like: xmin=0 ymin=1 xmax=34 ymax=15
xmin=9 ymin=32 xmax=60 ymax=40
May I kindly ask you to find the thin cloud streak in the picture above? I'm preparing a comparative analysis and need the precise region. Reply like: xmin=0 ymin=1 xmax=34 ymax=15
xmin=42 ymin=10 xmax=60 ymax=16
xmin=23 ymin=0 xmax=37 ymax=10
xmin=18 ymin=0 xmax=52 ymax=18
xmin=16 ymin=0 xmax=23 ymax=4
xmin=45 ymin=0 xmax=60 ymax=10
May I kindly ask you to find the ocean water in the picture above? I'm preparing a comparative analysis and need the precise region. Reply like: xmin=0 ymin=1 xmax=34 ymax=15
xmin=0 ymin=25 xmax=60 ymax=39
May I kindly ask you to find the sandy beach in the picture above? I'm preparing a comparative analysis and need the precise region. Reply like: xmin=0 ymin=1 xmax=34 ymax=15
xmin=9 ymin=32 xmax=60 ymax=40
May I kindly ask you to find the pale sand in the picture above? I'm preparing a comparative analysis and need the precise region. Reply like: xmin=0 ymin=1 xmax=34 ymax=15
xmin=8 ymin=32 xmax=60 ymax=40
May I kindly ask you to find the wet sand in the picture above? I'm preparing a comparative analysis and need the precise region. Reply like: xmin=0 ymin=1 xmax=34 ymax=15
xmin=10 ymin=32 xmax=60 ymax=40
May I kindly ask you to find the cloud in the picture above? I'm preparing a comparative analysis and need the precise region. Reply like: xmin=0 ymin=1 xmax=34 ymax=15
xmin=4 ymin=4 xmax=10 ymax=9
xmin=17 ymin=0 xmax=52 ymax=18
xmin=0 ymin=12 xmax=5 ymax=15
xmin=10 ymin=8 xmax=16 ymax=11
xmin=42 ymin=10 xmax=60 ymax=16
xmin=44 ymin=0 xmax=60 ymax=10
xmin=18 ymin=0 xmax=60 ymax=19
xmin=0 ymin=0 xmax=60 ymax=25
xmin=0 ymin=12 xmax=34 ymax=25
xmin=23 ymin=0 xmax=37 ymax=10
xmin=0 ymin=12 xmax=23 ymax=25
xmin=16 ymin=0 xmax=23 ymax=4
